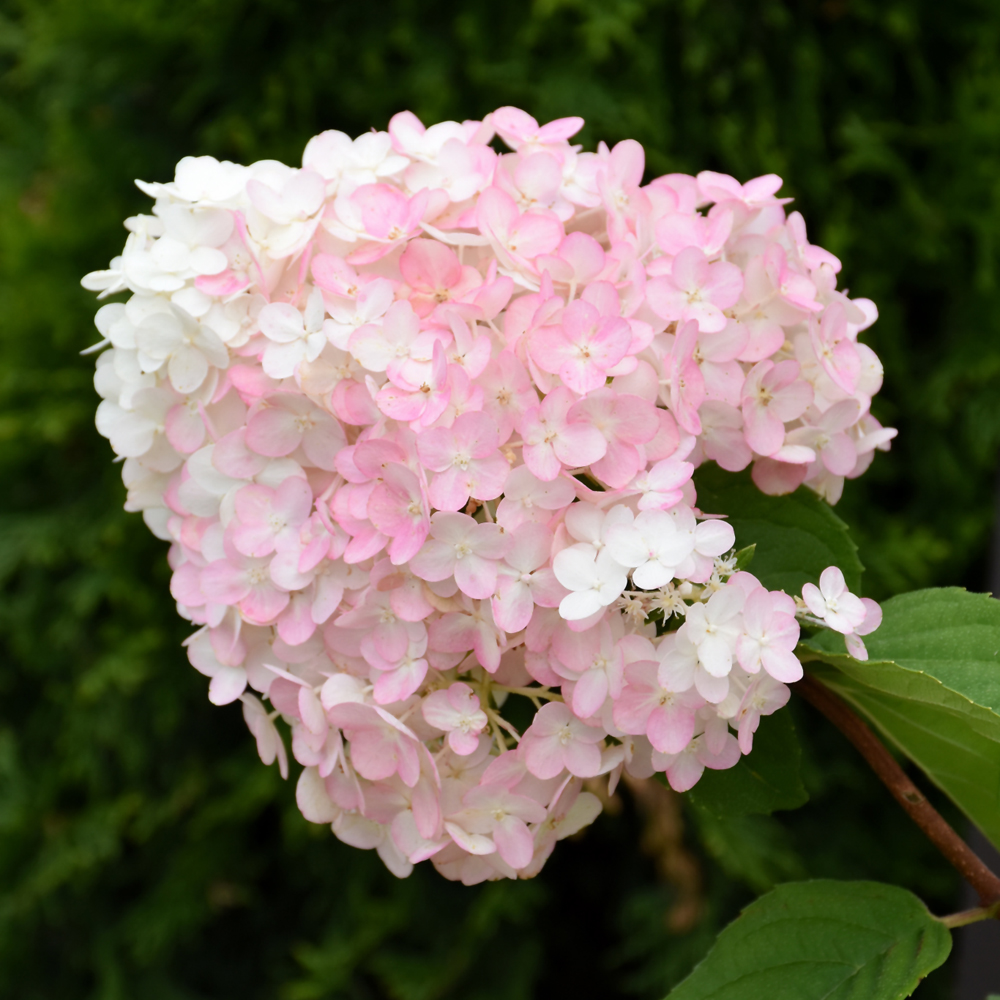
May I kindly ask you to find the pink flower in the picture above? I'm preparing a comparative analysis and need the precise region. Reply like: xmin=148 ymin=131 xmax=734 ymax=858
xmin=399 ymin=239 xmax=482 ymax=317
xmin=735 ymin=674 xmax=791 ymax=754
xmin=366 ymin=463 xmax=430 ymax=566
xmin=327 ymin=702 xmax=423 ymax=787
xmin=741 ymin=359 xmax=814 ymax=457
xmin=697 ymin=170 xmax=787 ymax=211
xmin=654 ymin=208 xmax=733 ymax=258
xmin=760 ymin=243 xmax=823 ymax=315
xmin=492 ymin=107 xmax=585 ymax=152
xmin=475 ymin=351 xmax=538 ymax=441
xmin=785 ymin=400 xmax=861 ymax=477
xmin=494 ymin=464 xmax=575 ymax=530
xmin=476 ymin=186 xmax=564 ymax=272
xmin=646 ymin=247 xmax=743 ymax=333
xmin=368 ymin=630 xmax=430 ymax=705
xmin=845 ymin=600 xmax=883 ymax=661
xmin=496 ymin=151 xmax=575 ymax=221
xmin=660 ymin=320 xmax=706 ymax=436
xmin=409 ymin=512 xmax=510 ymax=600
xmin=335 ymin=588 xmax=415 ymax=663
xmin=551 ymin=619 xmax=625 ymax=718
xmin=631 ymin=448 xmax=695 ymax=511
xmin=443 ymin=313 xmax=492 ymax=381
xmin=348 ymin=299 xmax=421 ymax=375
xmin=492 ymin=523 xmax=564 ymax=633
xmin=536 ymin=232 xmax=606 ymax=288
xmin=450 ymin=783 xmax=548 ymax=869
xmin=736 ymin=587 xmax=802 ymax=682
xmin=201 ymin=542 xmax=290 ymax=624
xmin=597 ymin=139 xmax=647 ymax=241
xmin=519 ymin=386 xmax=607 ymax=481
xmin=527 ymin=299 xmax=631 ymax=395
xmin=428 ymin=598 xmax=505 ymax=672
xmin=698 ymin=402 xmax=752 ymax=472
xmin=231 ymin=476 xmax=313 ymax=558
xmin=367 ymin=558 xmax=432 ymax=622
xmin=187 ymin=627 xmax=247 ymax=705
xmin=339 ymin=183 xmax=429 ymax=262
xmin=569 ymin=389 xmax=659 ymax=488
xmin=653 ymin=730 xmax=741 ymax=792
xmin=241 ymin=693 xmax=289 ymax=778
xmin=416 ymin=411 xmax=510 ymax=511
xmin=695 ymin=321 xmax=748 ymax=407
xmin=245 ymin=394 xmax=346 ymax=472
xmin=375 ymin=339 xmax=451 ymax=426
xmin=613 ymin=659 xmax=706 ymax=755
xmin=810 ymin=302 xmax=861 ymax=395
xmin=519 ymin=702 xmax=604 ymax=779
xmin=422 ymin=682 xmax=489 ymax=755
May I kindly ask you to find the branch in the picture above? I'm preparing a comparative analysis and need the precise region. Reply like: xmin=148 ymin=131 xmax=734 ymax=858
xmin=796 ymin=673 xmax=1000 ymax=908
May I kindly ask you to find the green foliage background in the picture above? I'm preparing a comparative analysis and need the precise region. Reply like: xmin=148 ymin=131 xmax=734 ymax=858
xmin=1 ymin=0 xmax=998 ymax=996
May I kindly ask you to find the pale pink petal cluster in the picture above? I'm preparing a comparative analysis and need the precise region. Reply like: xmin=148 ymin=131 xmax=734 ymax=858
xmin=84 ymin=109 xmax=890 ymax=883
xmin=801 ymin=566 xmax=883 ymax=660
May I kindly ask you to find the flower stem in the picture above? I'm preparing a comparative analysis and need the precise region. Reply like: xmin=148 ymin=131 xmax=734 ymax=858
xmin=484 ymin=706 xmax=521 ymax=744
xmin=796 ymin=673 xmax=1000 ymax=908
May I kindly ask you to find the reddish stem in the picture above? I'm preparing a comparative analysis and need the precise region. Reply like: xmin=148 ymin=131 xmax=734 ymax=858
xmin=797 ymin=673 xmax=1000 ymax=908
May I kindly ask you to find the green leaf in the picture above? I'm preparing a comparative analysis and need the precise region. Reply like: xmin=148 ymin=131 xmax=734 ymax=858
xmin=686 ymin=710 xmax=808 ymax=817
xmin=733 ymin=543 xmax=756 ymax=571
xmin=802 ymin=588 xmax=1000 ymax=847
xmin=693 ymin=464 xmax=862 ymax=594
xmin=665 ymin=880 xmax=951 ymax=999
xmin=687 ymin=810 xmax=806 ymax=893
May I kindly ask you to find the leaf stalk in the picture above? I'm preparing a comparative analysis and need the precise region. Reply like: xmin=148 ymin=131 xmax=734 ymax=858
xmin=939 ymin=901 xmax=1000 ymax=928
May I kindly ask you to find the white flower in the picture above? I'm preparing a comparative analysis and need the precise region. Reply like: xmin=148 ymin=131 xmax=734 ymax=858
xmin=682 ymin=585 xmax=747 ymax=679
xmin=80 ymin=254 xmax=127 ymax=298
xmin=323 ymin=277 xmax=395 ymax=351
xmin=135 ymin=304 xmax=229 ymax=394
xmin=801 ymin=566 xmax=866 ymax=634
xmin=302 ymin=129 xmax=408 ymax=194
xmin=258 ymin=287 xmax=328 ymax=379
xmin=669 ymin=505 xmax=736 ymax=583
xmin=605 ymin=509 xmax=694 ymax=590
xmin=122 ymin=205 xmax=232 ymax=293
xmin=553 ymin=544 xmax=628 ymax=620
xmin=245 ymin=162 xmax=326 ymax=259
xmin=95 ymin=385 xmax=178 ymax=469
xmin=801 ymin=566 xmax=882 ymax=660
xmin=135 ymin=155 xmax=249 ymax=206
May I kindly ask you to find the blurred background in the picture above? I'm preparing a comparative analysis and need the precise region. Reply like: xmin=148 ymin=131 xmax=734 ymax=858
xmin=2 ymin=1 xmax=1000 ymax=996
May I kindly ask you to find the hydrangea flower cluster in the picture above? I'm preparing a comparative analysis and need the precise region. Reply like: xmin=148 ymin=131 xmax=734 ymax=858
xmin=83 ymin=108 xmax=890 ymax=883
